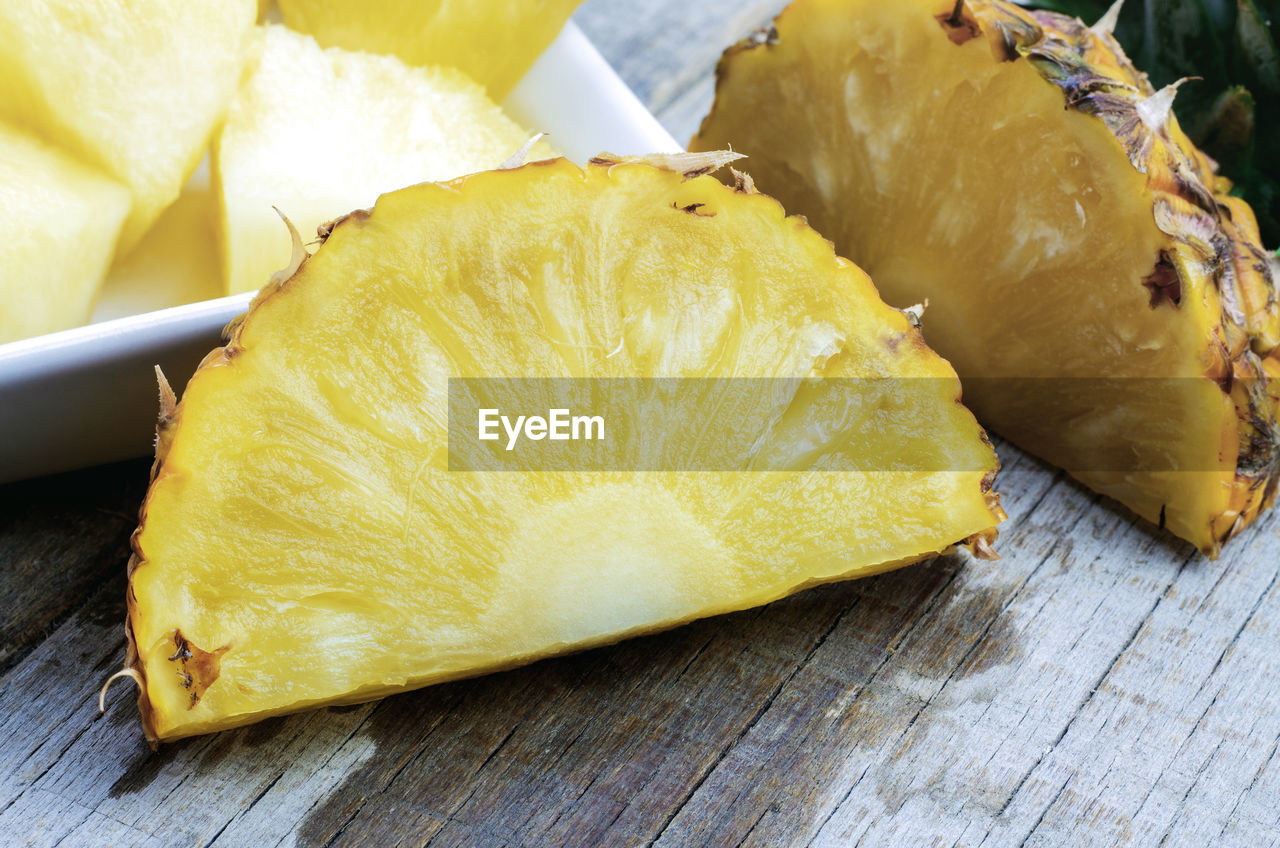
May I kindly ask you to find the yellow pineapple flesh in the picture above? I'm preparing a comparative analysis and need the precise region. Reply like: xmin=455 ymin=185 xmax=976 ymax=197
xmin=0 ymin=0 xmax=257 ymax=252
xmin=99 ymin=176 xmax=223 ymax=320
xmin=0 ymin=123 xmax=129 ymax=343
xmin=691 ymin=0 xmax=1280 ymax=555
xmin=214 ymin=25 xmax=553 ymax=295
xmin=276 ymin=0 xmax=585 ymax=98
xmin=122 ymin=154 xmax=1003 ymax=742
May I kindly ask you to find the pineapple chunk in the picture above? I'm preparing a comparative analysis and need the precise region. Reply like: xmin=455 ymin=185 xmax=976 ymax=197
xmin=0 ymin=124 xmax=128 ymax=343
xmin=214 ymin=25 xmax=552 ymax=295
xmin=0 ymin=0 xmax=257 ymax=252
xmin=98 ymin=179 xmax=223 ymax=321
xmin=692 ymin=0 xmax=1280 ymax=556
xmin=123 ymin=155 xmax=1004 ymax=741
xmin=277 ymin=0 xmax=584 ymax=98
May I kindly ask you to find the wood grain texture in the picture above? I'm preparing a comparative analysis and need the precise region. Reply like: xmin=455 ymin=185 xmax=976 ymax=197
xmin=2 ymin=1 xmax=1279 ymax=846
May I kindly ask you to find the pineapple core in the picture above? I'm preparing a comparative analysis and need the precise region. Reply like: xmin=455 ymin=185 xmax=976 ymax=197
xmin=124 ymin=156 xmax=1002 ymax=741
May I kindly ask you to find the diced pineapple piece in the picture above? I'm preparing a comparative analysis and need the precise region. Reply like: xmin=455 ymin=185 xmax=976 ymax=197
xmin=98 ymin=177 xmax=223 ymax=321
xmin=214 ymin=25 xmax=553 ymax=295
xmin=0 ymin=123 xmax=128 ymax=343
xmin=277 ymin=0 xmax=584 ymax=98
xmin=0 ymin=0 xmax=257 ymax=251
xmin=122 ymin=154 xmax=1003 ymax=741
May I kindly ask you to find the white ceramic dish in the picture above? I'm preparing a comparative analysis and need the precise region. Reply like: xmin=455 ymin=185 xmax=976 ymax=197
xmin=0 ymin=22 xmax=681 ymax=483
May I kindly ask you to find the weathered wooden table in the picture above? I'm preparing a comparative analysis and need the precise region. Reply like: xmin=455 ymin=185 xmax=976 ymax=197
xmin=3 ymin=2 xmax=1278 ymax=845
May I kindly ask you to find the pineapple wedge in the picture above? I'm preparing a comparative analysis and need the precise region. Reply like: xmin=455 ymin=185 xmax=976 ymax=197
xmin=214 ymin=26 xmax=553 ymax=295
xmin=276 ymin=0 xmax=584 ymax=98
xmin=0 ymin=0 xmax=257 ymax=252
xmin=0 ymin=124 xmax=129 ymax=343
xmin=692 ymin=0 xmax=1280 ymax=556
xmin=121 ymin=154 xmax=1003 ymax=742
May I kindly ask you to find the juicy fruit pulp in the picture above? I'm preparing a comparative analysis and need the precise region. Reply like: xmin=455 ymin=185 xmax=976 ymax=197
xmin=215 ymin=25 xmax=551 ymax=295
xmin=277 ymin=0 xmax=584 ymax=98
xmin=99 ymin=180 xmax=224 ymax=320
xmin=0 ymin=0 xmax=257 ymax=252
xmin=0 ymin=124 xmax=129 ymax=343
xmin=124 ymin=155 xmax=1003 ymax=741
xmin=692 ymin=0 xmax=1280 ymax=555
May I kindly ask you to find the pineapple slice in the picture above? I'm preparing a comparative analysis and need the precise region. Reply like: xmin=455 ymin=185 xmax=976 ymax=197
xmin=0 ymin=0 xmax=257 ymax=252
xmin=691 ymin=0 xmax=1280 ymax=556
xmin=276 ymin=0 xmax=584 ymax=98
xmin=214 ymin=26 xmax=553 ymax=295
xmin=0 ymin=123 xmax=129 ymax=343
xmin=121 ymin=154 xmax=1003 ymax=742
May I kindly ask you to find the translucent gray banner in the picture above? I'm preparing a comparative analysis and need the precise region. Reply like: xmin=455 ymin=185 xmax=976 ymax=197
xmin=445 ymin=377 xmax=1271 ymax=472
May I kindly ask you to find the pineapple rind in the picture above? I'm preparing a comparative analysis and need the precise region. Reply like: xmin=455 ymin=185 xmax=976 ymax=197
xmin=123 ymin=155 xmax=1003 ymax=743
xmin=693 ymin=0 xmax=1280 ymax=556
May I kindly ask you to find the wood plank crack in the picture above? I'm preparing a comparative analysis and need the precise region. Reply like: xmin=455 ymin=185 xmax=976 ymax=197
xmin=649 ymin=597 xmax=860 ymax=847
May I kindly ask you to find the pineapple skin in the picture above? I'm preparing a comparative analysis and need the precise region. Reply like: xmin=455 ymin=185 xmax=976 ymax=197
xmin=120 ymin=154 xmax=1005 ymax=743
xmin=693 ymin=0 xmax=1280 ymax=556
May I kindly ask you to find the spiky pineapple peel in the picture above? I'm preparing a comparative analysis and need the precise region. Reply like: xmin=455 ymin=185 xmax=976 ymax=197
xmin=692 ymin=0 xmax=1280 ymax=556
xmin=1016 ymin=0 xmax=1280 ymax=248
xmin=107 ymin=153 xmax=1004 ymax=743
